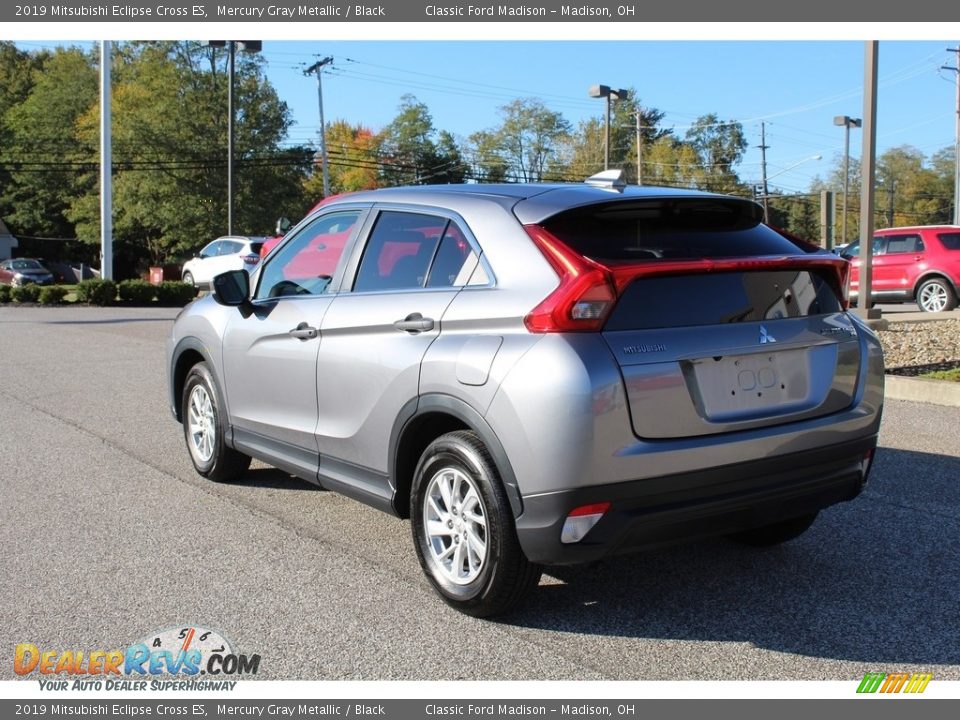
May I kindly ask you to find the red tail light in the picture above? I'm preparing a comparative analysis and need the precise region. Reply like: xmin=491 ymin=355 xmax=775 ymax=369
xmin=523 ymin=225 xmax=617 ymax=333
xmin=242 ymin=253 xmax=261 ymax=265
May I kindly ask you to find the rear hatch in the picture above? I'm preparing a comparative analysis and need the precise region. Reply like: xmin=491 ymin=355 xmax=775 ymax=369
xmin=527 ymin=195 xmax=859 ymax=440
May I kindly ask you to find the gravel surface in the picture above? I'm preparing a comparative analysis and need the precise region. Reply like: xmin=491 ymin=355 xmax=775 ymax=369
xmin=875 ymin=319 xmax=960 ymax=372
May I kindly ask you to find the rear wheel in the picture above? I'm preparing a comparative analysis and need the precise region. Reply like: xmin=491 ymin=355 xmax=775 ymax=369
xmin=916 ymin=278 xmax=956 ymax=313
xmin=183 ymin=271 xmax=195 ymax=286
xmin=182 ymin=362 xmax=250 ymax=482
xmin=728 ymin=512 xmax=819 ymax=547
xmin=411 ymin=431 xmax=541 ymax=617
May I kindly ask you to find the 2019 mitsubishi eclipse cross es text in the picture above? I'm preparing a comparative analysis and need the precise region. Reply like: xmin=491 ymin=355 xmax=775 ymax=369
xmin=167 ymin=174 xmax=885 ymax=617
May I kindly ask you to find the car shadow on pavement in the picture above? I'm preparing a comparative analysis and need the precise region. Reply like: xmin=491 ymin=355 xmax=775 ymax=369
xmin=503 ymin=446 xmax=960 ymax=667
xmin=229 ymin=467 xmax=324 ymax=492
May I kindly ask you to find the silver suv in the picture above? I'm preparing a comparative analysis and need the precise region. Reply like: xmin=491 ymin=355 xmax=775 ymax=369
xmin=167 ymin=177 xmax=884 ymax=617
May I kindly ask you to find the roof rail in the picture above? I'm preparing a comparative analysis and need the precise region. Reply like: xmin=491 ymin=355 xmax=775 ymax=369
xmin=584 ymin=169 xmax=626 ymax=191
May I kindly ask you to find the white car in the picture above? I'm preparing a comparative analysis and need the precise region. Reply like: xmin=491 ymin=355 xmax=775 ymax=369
xmin=181 ymin=237 xmax=265 ymax=288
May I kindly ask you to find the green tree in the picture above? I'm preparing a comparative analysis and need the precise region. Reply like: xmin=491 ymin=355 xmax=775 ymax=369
xmin=66 ymin=41 xmax=311 ymax=268
xmin=684 ymin=114 xmax=748 ymax=193
xmin=492 ymin=98 xmax=571 ymax=182
xmin=562 ymin=95 xmax=667 ymax=183
xmin=0 ymin=42 xmax=46 ymax=224
xmin=3 ymin=46 xmax=97 ymax=240
xmin=380 ymin=94 xmax=440 ymax=185
xmin=467 ymin=130 xmax=509 ymax=183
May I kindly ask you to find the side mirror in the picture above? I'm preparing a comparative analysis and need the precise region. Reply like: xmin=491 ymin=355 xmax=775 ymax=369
xmin=212 ymin=269 xmax=251 ymax=310
xmin=275 ymin=217 xmax=293 ymax=236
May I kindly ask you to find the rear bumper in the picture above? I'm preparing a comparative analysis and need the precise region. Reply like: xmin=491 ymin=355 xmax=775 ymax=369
xmin=515 ymin=434 xmax=877 ymax=565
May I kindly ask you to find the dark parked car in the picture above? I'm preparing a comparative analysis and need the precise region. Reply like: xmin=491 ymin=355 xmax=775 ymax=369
xmin=167 ymin=174 xmax=885 ymax=617
xmin=0 ymin=258 xmax=55 ymax=286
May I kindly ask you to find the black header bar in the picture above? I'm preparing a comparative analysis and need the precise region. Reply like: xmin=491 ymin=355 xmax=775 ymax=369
xmin=4 ymin=0 xmax=959 ymax=23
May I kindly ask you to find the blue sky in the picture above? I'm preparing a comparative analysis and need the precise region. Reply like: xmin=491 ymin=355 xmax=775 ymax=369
xmin=15 ymin=39 xmax=960 ymax=193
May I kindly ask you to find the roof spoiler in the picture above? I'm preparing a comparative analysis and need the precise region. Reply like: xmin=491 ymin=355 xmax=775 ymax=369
xmin=584 ymin=170 xmax=626 ymax=191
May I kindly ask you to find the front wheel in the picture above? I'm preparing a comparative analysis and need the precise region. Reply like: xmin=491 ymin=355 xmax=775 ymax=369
xmin=728 ymin=512 xmax=819 ymax=547
xmin=916 ymin=278 xmax=957 ymax=313
xmin=411 ymin=431 xmax=541 ymax=617
xmin=182 ymin=362 xmax=250 ymax=482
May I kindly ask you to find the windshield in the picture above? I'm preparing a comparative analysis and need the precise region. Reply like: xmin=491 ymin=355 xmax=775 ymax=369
xmin=11 ymin=260 xmax=43 ymax=270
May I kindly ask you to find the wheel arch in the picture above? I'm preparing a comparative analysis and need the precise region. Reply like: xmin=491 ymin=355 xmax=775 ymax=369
xmin=170 ymin=338 xmax=216 ymax=424
xmin=913 ymin=271 xmax=959 ymax=300
xmin=390 ymin=394 xmax=523 ymax=520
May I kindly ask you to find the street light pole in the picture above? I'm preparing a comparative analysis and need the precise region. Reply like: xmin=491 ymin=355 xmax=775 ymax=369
xmin=227 ymin=40 xmax=235 ymax=235
xmin=202 ymin=41 xmax=261 ymax=236
xmin=589 ymin=85 xmax=628 ymax=173
xmin=834 ymin=115 xmax=862 ymax=247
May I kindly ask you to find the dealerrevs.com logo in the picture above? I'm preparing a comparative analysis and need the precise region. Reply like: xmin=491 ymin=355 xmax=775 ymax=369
xmin=15 ymin=626 xmax=260 ymax=691
xmin=856 ymin=672 xmax=933 ymax=694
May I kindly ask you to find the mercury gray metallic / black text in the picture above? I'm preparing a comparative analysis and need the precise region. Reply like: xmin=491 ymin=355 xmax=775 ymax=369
xmin=167 ymin=175 xmax=885 ymax=616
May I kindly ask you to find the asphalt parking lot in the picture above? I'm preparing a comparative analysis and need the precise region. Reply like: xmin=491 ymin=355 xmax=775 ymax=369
xmin=1 ymin=305 xmax=959 ymax=681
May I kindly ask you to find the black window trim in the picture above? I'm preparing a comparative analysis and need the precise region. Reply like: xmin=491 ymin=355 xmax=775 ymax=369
xmin=340 ymin=203 xmax=495 ymax=297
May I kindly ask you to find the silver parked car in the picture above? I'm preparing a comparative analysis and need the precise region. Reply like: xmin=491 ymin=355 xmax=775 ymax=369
xmin=180 ymin=236 xmax=265 ymax=288
xmin=167 ymin=175 xmax=884 ymax=617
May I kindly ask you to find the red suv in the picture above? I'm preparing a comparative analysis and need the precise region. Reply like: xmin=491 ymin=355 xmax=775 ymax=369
xmin=842 ymin=225 xmax=960 ymax=312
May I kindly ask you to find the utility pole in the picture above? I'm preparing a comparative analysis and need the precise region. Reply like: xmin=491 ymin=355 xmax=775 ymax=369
xmin=887 ymin=178 xmax=896 ymax=227
xmin=635 ymin=108 xmax=643 ymax=186
xmin=759 ymin=121 xmax=770 ymax=222
xmin=305 ymin=57 xmax=334 ymax=197
xmin=943 ymin=47 xmax=960 ymax=225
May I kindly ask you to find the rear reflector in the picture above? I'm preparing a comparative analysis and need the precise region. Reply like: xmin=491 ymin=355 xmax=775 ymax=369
xmin=560 ymin=502 xmax=611 ymax=544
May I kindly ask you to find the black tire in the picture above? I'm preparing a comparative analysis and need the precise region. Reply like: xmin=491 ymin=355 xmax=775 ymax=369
xmin=916 ymin=277 xmax=957 ymax=313
xmin=183 ymin=271 xmax=194 ymax=286
xmin=411 ymin=430 xmax=541 ymax=618
xmin=181 ymin=361 xmax=250 ymax=482
xmin=728 ymin=512 xmax=819 ymax=547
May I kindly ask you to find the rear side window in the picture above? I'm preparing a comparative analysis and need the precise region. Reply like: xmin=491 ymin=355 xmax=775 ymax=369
xmin=938 ymin=233 xmax=960 ymax=250
xmin=218 ymin=241 xmax=243 ymax=255
xmin=883 ymin=234 xmax=923 ymax=254
xmin=353 ymin=212 xmax=447 ymax=292
xmin=540 ymin=198 xmax=807 ymax=263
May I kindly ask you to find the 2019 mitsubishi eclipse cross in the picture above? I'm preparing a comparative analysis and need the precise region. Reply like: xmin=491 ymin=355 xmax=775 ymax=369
xmin=167 ymin=173 xmax=884 ymax=617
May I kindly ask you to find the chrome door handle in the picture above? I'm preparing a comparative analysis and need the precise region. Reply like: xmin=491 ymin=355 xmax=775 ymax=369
xmin=289 ymin=322 xmax=318 ymax=340
xmin=393 ymin=313 xmax=435 ymax=334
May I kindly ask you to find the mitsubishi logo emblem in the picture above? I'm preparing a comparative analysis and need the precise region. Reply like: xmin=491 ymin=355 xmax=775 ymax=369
xmin=759 ymin=326 xmax=776 ymax=344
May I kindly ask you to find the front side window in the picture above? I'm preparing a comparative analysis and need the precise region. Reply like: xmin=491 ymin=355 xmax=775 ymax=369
xmin=255 ymin=210 xmax=362 ymax=300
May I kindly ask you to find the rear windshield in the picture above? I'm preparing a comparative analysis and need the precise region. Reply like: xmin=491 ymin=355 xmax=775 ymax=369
xmin=541 ymin=198 xmax=810 ymax=263
xmin=938 ymin=233 xmax=960 ymax=251
xmin=249 ymin=242 xmax=264 ymax=254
